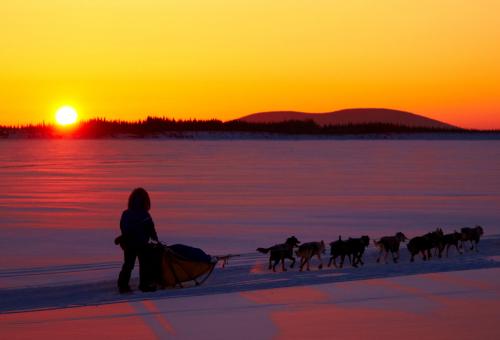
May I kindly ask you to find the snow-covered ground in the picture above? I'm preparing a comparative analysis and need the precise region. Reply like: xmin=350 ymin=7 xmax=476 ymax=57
xmin=1 ymin=140 xmax=499 ymax=338
xmin=1 ymin=236 xmax=499 ymax=339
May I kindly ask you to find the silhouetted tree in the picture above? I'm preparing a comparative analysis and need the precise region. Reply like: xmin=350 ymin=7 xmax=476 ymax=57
xmin=3 ymin=117 xmax=497 ymax=139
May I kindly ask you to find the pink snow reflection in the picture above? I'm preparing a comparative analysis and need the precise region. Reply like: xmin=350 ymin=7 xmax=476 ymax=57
xmin=239 ymin=272 xmax=500 ymax=340
xmin=241 ymin=286 xmax=328 ymax=305
xmin=271 ymin=297 xmax=500 ymax=340
xmin=0 ymin=302 xmax=155 ymax=339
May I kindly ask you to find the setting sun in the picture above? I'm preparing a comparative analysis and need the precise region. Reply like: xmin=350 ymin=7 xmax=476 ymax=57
xmin=55 ymin=106 xmax=78 ymax=126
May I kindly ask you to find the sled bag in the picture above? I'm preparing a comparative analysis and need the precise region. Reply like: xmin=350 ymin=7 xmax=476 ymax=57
xmin=161 ymin=244 xmax=214 ymax=287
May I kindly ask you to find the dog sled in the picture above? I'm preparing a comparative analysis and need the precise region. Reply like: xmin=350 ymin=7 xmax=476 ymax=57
xmin=136 ymin=242 xmax=218 ymax=289
xmin=115 ymin=236 xmax=235 ymax=289
xmin=115 ymin=236 xmax=240 ymax=291
xmin=159 ymin=243 xmax=218 ymax=288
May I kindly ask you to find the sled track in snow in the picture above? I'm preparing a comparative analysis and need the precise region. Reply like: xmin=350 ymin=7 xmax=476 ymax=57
xmin=1 ymin=236 xmax=500 ymax=314
xmin=0 ymin=261 xmax=122 ymax=278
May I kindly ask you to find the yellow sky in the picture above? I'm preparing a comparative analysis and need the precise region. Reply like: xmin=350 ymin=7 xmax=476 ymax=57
xmin=1 ymin=1 xmax=499 ymax=128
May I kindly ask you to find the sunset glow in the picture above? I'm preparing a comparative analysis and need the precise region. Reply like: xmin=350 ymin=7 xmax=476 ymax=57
xmin=1 ymin=1 xmax=500 ymax=129
xmin=55 ymin=106 xmax=78 ymax=125
xmin=2 ymin=2 xmax=500 ymax=338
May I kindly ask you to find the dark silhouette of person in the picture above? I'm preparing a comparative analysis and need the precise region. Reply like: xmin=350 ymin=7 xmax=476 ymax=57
xmin=117 ymin=187 xmax=159 ymax=293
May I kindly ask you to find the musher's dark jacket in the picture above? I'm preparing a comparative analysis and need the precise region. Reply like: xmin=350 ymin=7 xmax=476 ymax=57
xmin=120 ymin=209 xmax=158 ymax=248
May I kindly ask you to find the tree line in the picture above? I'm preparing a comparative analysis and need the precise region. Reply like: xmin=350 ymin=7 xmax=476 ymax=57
xmin=1 ymin=116 xmax=496 ymax=138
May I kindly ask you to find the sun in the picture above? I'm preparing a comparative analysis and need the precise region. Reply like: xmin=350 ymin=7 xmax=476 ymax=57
xmin=55 ymin=106 xmax=78 ymax=125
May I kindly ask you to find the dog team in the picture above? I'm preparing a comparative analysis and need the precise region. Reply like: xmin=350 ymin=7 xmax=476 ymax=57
xmin=257 ymin=225 xmax=484 ymax=272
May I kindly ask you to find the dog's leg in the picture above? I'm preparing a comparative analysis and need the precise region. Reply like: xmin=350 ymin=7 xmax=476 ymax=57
xmin=353 ymin=254 xmax=359 ymax=267
xmin=289 ymin=256 xmax=296 ymax=268
xmin=317 ymin=253 xmax=323 ymax=270
xmin=392 ymin=252 xmax=398 ymax=264
xmin=301 ymin=255 xmax=308 ymax=271
xmin=272 ymin=258 xmax=280 ymax=272
xmin=328 ymin=256 xmax=333 ymax=268
xmin=306 ymin=256 xmax=311 ymax=271
xmin=357 ymin=252 xmax=364 ymax=266
xmin=281 ymin=257 xmax=286 ymax=272
xmin=268 ymin=257 xmax=272 ymax=270
xmin=384 ymin=250 xmax=389 ymax=264
xmin=376 ymin=248 xmax=383 ymax=263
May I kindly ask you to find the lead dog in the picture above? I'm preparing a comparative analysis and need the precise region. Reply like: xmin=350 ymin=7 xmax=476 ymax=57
xmin=257 ymin=236 xmax=300 ymax=272
xmin=296 ymin=241 xmax=326 ymax=271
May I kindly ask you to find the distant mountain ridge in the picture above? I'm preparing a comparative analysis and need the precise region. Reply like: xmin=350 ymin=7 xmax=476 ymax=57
xmin=237 ymin=108 xmax=456 ymax=129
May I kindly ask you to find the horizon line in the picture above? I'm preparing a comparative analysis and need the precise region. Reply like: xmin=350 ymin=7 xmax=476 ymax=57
xmin=2 ymin=116 xmax=500 ymax=133
xmin=0 ymin=106 xmax=457 ymax=125
xmin=2 ymin=107 xmax=499 ymax=130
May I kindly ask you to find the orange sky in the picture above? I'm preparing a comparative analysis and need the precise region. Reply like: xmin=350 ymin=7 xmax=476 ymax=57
xmin=1 ymin=1 xmax=499 ymax=129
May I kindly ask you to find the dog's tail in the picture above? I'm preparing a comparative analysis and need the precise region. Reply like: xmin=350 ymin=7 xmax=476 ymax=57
xmin=257 ymin=247 xmax=270 ymax=254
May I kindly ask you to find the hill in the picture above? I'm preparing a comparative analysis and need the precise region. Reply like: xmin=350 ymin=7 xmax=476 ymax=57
xmin=237 ymin=108 xmax=456 ymax=129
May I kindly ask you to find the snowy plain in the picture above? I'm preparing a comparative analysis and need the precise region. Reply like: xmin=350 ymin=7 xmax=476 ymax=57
xmin=0 ymin=139 xmax=499 ymax=339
